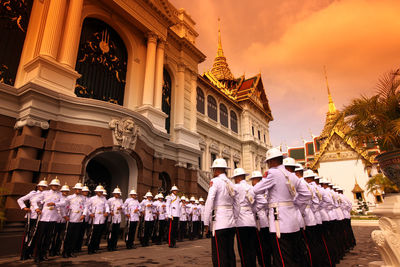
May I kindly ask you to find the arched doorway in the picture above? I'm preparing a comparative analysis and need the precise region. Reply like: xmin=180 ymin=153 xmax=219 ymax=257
xmin=83 ymin=151 xmax=137 ymax=199
xmin=158 ymin=172 xmax=171 ymax=196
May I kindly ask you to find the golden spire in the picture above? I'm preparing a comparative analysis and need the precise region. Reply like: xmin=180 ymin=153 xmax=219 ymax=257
xmin=324 ymin=66 xmax=337 ymax=114
xmin=209 ymin=18 xmax=234 ymax=81
xmin=217 ymin=18 xmax=224 ymax=57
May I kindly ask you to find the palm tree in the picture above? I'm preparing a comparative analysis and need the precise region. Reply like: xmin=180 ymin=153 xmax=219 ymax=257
xmin=366 ymin=173 xmax=398 ymax=195
xmin=343 ymin=69 xmax=400 ymax=152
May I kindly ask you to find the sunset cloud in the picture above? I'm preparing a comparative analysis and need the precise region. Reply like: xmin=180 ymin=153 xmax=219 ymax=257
xmin=170 ymin=0 xmax=400 ymax=147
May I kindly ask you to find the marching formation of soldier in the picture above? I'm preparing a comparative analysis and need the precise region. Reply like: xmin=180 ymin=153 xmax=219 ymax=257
xmin=17 ymin=146 xmax=356 ymax=266
xmin=17 ymin=179 xmax=205 ymax=263
xmin=203 ymin=148 xmax=356 ymax=267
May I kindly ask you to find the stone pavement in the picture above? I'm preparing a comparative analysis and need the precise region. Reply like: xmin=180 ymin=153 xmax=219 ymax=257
xmin=337 ymin=226 xmax=381 ymax=267
xmin=0 ymin=226 xmax=380 ymax=266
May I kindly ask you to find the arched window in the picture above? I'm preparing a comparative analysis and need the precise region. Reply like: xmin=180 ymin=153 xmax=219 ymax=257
xmin=0 ymin=0 xmax=34 ymax=85
xmin=196 ymin=87 xmax=205 ymax=114
xmin=230 ymin=111 xmax=238 ymax=133
xmin=220 ymin=104 xmax=228 ymax=128
xmin=75 ymin=18 xmax=127 ymax=105
xmin=207 ymin=95 xmax=217 ymax=121
xmin=162 ymin=68 xmax=172 ymax=133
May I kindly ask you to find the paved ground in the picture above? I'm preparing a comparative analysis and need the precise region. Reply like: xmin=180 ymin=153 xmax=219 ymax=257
xmin=0 ymin=226 xmax=381 ymax=266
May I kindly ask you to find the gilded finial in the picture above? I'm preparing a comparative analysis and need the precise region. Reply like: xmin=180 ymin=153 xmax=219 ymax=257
xmin=324 ymin=66 xmax=337 ymax=114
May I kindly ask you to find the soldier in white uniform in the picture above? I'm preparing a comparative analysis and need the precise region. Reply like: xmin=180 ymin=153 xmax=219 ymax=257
xmin=156 ymin=194 xmax=167 ymax=244
xmin=77 ymin=184 xmax=90 ymax=251
xmin=107 ymin=187 xmax=124 ymax=251
xmin=250 ymin=171 xmax=272 ymax=267
xmin=284 ymin=158 xmax=314 ymax=266
xmin=61 ymin=182 xmax=85 ymax=258
xmin=232 ymin=167 xmax=257 ymax=267
xmin=140 ymin=191 xmax=155 ymax=246
xmin=32 ymin=178 xmax=62 ymax=263
xmin=17 ymin=178 xmax=48 ymax=260
xmin=85 ymin=185 xmax=109 ymax=254
xmin=124 ymin=188 xmax=141 ymax=249
xmin=178 ymin=196 xmax=188 ymax=241
xmin=198 ymin=197 xmax=205 ymax=238
xmin=166 ymin=185 xmax=181 ymax=248
xmin=152 ymin=194 xmax=161 ymax=244
xmin=203 ymin=158 xmax=239 ymax=267
xmin=187 ymin=196 xmax=196 ymax=240
xmin=50 ymin=184 xmax=70 ymax=256
xmin=253 ymin=148 xmax=312 ymax=267
xmin=302 ymin=170 xmax=331 ymax=267
xmin=193 ymin=199 xmax=201 ymax=239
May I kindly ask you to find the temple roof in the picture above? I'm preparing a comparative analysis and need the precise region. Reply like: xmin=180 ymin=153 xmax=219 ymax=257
xmin=352 ymin=179 xmax=364 ymax=193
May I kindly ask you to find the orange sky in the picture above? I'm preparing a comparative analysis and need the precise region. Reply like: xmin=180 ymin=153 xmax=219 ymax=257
xmin=170 ymin=0 xmax=400 ymax=148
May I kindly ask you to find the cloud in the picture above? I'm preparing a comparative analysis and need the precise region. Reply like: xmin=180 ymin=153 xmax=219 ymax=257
xmin=170 ymin=0 xmax=400 ymax=147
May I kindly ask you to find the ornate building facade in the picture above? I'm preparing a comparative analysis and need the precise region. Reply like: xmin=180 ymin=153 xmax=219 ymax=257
xmin=0 ymin=0 xmax=272 ymax=223
xmin=287 ymin=76 xmax=381 ymax=206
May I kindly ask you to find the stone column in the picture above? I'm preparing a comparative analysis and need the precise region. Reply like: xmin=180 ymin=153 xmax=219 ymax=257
xmin=39 ymin=0 xmax=67 ymax=59
xmin=142 ymin=32 xmax=158 ymax=106
xmin=58 ymin=0 xmax=84 ymax=67
xmin=175 ymin=63 xmax=186 ymax=127
xmin=190 ymin=71 xmax=197 ymax=131
xmin=154 ymin=39 xmax=166 ymax=109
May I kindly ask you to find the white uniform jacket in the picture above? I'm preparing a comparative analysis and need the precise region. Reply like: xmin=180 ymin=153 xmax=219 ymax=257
xmin=140 ymin=199 xmax=154 ymax=221
xmin=298 ymin=178 xmax=317 ymax=227
xmin=84 ymin=195 xmax=110 ymax=224
xmin=254 ymin=193 xmax=269 ymax=228
xmin=309 ymin=182 xmax=322 ymax=225
xmin=253 ymin=165 xmax=312 ymax=234
xmin=203 ymin=173 xmax=239 ymax=231
xmin=17 ymin=190 xmax=39 ymax=219
xmin=108 ymin=197 xmax=124 ymax=224
xmin=166 ymin=193 xmax=181 ymax=218
xmin=180 ymin=203 xmax=188 ymax=221
xmin=33 ymin=189 xmax=63 ymax=222
xmin=235 ymin=180 xmax=256 ymax=228
xmin=158 ymin=201 xmax=167 ymax=220
xmin=124 ymin=198 xmax=141 ymax=222
xmin=64 ymin=194 xmax=85 ymax=223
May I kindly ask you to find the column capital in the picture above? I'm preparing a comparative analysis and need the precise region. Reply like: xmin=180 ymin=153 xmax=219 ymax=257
xmin=157 ymin=38 xmax=167 ymax=49
xmin=15 ymin=116 xmax=49 ymax=130
xmin=177 ymin=63 xmax=186 ymax=72
xmin=146 ymin=32 xmax=158 ymax=44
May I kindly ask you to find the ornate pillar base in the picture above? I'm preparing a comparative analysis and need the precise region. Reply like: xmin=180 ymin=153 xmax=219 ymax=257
xmin=136 ymin=105 xmax=168 ymax=133
xmin=370 ymin=194 xmax=400 ymax=267
xmin=22 ymin=55 xmax=80 ymax=96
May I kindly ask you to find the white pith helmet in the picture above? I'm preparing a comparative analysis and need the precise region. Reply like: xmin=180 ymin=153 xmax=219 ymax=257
xmin=283 ymin=157 xmax=297 ymax=167
xmin=199 ymin=197 xmax=204 ymax=202
xmin=129 ymin=188 xmax=137 ymax=195
xmin=181 ymin=196 xmax=186 ymax=202
xmin=158 ymin=193 xmax=164 ymax=199
xmin=195 ymin=200 xmax=199 ymax=204
xmin=232 ymin=168 xmax=249 ymax=178
xmin=82 ymin=185 xmax=90 ymax=192
xmin=328 ymin=182 xmax=334 ymax=186
xmin=60 ymin=184 xmax=70 ymax=192
xmin=338 ymin=187 xmax=344 ymax=192
xmin=171 ymin=185 xmax=179 ymax=191
xmin=250 ymin=170 xmax=263 ymax=179
xmin=112 ymin=187 xmax=122 ymax=195
xmin=190 ymin=196 xmax=196 ymax=202
xmin=265 ymin=147 xmax=283 ymax=162
xmin=73 ymin=182 xmax=83 ymax=190
xmin=145 ymin=191 xmax=153 ymax=198
xmin=303 ymin=170 xmax=315 ymax=179
xmin=94 ymin=185 xmax=105 ymax=192
xmin=294 ymin=164 xmax=304 ymax=172
xmin=314 ymin=175 xmax=321 ymax=180
xmin=333 ymin=185 xmax=339 ymax=190
xmin=154 ymin=194 xmax=159 ymax=200
xmin=211 ymin=158 xmax=230 ymax=169
xmin=37 ymin=179 xmax=48 ymax=187
xmin=103 ymin=190 xmax=107 ymax=196
xmin=49 ymin=177 xmax=61 ymax=186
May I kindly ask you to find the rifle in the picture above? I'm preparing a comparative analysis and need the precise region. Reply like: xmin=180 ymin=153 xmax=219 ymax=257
xmin=106 ymin=205 xmax=114 ymax=245
xmin=61 ymin=220 xmax=69 ymax=252
xmin=27 ymin=214 xmax=40 ymax=247
xmin=86 ymin=217 xmax=94 ymax=246
xmin=125 ymin=219 xmax=130 ymax=243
